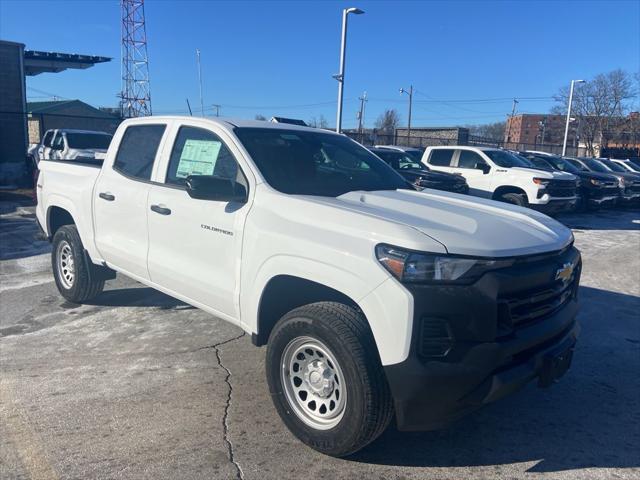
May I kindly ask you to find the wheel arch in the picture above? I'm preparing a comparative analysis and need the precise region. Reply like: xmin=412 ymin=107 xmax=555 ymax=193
xmin=492 ymin=185 xmax=527 ymax=200
xmin=254 ymin=275 xmax=360 ymax=347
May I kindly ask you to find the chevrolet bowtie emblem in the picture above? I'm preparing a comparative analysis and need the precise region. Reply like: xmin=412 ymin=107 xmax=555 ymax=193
xmin=555 ymin=262 xmax=574 ymax=284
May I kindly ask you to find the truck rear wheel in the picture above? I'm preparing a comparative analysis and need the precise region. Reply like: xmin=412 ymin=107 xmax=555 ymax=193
xmin=52 ymin=225 xmax=105 ymax=303
xmin=265 ymin=302 xmax=393 ymax=457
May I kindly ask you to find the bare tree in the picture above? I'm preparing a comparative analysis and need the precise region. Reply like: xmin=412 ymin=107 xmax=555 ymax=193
xmin=553 ymin=69 xmax=636 ymax=156
xmin=466 ymin=121 xmax=506 ymax=141
xmin=375 ymin=109 xmax=401 ymax=134
xmin=255 ymin=114 xmax=267 ymax=121
xmin=308 ymin=115 xmax=329 ymax=129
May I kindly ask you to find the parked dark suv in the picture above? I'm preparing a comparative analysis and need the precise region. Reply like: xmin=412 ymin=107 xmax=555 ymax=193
xmin=369 ymin=147 xmax=469 ymax=194
xmin=518 ymin=152 xmax=620 ymax=210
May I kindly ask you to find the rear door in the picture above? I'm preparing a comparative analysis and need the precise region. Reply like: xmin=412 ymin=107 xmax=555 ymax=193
xmin=425 ymin=148 xmax=457 ymax=173
xmin=93 ymin=123 xmax=168 ymax=280
xmin=454 ymin=149 xmax=493 ymax=197
xmin=146 ymin=122 xmax=252 ymax=319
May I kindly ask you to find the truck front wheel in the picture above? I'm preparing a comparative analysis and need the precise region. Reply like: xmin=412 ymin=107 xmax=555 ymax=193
xmin=265 ymin=302 xmax=393 ymax=457
xmin=52 ymin=225 xmax=105 ymax=303
xmin=501 ymin=192 xmax=528 ymax=208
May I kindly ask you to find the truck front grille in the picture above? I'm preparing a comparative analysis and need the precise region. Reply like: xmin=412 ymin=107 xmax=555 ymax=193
xmin=498 ymin=261 xmax=580 ymax=331
xmin=545 ymin=180 xmax=577 ymax=198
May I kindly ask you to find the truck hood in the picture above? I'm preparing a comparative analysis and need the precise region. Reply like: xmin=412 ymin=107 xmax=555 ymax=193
xmin=321 ymin=189 xmax=572 ymax=257
xmin=510 ymin=167 xmax=576 ymax=180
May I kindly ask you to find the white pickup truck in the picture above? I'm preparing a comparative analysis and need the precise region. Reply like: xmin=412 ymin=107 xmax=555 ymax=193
xmin=34 ymin=129 xmax=112 ymax=163
xmin=422 ymin=146 xmax=579 ymax=213
xmin=36 ymin=117 xmax=581 ymax=456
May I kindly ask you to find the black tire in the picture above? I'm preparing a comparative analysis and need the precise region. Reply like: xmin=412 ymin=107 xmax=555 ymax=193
xmin=501 ymin=192 xmax=528 ymax=208
xmin=52 ymin=225 xmax=105 ymax=303
xmin=266 ymin=302 xmax=394 ymax=457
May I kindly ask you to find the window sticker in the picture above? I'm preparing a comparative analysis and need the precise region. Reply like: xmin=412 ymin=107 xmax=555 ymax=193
xmin=176 ymin=139 xmax=222 ymax=178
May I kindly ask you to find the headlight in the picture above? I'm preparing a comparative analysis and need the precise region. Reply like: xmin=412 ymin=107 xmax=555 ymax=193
xmin=533 ymin=177 xmax=551 ymax=186
xmin=375 ymin=244 xmax=513 ymax=284
xmin=589 ymin=178 xmax=603 ymax=186
xmin=618 ymin=177 xmax=626 ymax=187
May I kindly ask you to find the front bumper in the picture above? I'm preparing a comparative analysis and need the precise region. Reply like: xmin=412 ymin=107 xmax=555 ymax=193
xmin=618 ymin=191 xmax=640 ymax=206
xmin=531 ymin=198 xmax=578 ymax=214
xmin=383 ymin=246 xmax=581 ymax=431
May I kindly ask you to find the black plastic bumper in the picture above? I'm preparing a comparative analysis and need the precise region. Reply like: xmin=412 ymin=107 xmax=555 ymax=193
xmin=384 ymin=246 xmax=581 ymax=431
xmin=532 ymin=199 xmax=577 ymax=214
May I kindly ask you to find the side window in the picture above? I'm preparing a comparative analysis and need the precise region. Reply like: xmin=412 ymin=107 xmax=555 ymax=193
xmin=165 ymin=126 xmax=246 ymax=188
xmin=428 ymin=149 xmax=454 ymax=167
xmin=114 ymin=124 xmax=166 ymax=181
xmin=52 ymin=133 xmax=64 ymax=150
xmin=42 ymin=131 xmax=53 ymax=147
xmin=457 ymin=150 xmax=485 ymax=169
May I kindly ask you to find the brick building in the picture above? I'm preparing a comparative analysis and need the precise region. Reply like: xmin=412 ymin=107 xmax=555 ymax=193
xmin=504 ymin=114 xmax=573 ymax=147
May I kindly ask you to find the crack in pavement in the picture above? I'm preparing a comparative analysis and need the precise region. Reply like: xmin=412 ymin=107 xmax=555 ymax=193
xmin=210 ymin=332 xmax=246 ymax=480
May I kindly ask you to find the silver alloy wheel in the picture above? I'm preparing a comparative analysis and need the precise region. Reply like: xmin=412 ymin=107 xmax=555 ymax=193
xmin=281 ymin=336 xmax=347 ymax=430
xmin=56 ymin=240 xmax=75 ymax=289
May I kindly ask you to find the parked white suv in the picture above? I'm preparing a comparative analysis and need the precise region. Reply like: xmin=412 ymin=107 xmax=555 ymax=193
xmin=37 ymin=117 xmax=581 ymax=456
xmin=422 ymin=146 xmax=578 ymax=213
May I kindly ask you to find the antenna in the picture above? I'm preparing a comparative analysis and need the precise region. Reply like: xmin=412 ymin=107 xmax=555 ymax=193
xmin=120 ymin=0 xmax=152 ymax=118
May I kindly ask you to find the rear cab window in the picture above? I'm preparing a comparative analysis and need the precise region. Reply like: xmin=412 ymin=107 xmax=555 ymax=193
xmin=428 ymin=149 xmax=455 ymax=167
xmin=113 ymin=124 xmax=167 ymax=181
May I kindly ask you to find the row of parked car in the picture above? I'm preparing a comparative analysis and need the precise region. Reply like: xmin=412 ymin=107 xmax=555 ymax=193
xmin=367 ymin=145 xmax=640 ymax=213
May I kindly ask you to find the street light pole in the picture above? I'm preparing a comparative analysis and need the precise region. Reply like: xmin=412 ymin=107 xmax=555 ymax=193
xmin=196 ymin=48 xmax=204 ymax=117
xmin=400 ymin=85 xmax=413 ymax=145
xmin=334 ymin=7 xmax=364 ymax=133
xmin=562 ymin=79 xmax=585 ymax=157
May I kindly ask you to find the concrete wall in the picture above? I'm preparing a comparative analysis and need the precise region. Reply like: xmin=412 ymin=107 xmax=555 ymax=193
xmin=0 ymin=40 xmax=28 ymax=186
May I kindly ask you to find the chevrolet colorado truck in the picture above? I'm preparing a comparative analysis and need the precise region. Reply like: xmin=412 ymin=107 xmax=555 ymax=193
xmin=36 ymin=117 xmax=581 ymax=456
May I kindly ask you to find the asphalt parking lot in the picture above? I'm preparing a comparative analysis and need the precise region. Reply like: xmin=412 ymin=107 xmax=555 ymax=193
xmin=1 ymin=191 xmax=639 ymax=480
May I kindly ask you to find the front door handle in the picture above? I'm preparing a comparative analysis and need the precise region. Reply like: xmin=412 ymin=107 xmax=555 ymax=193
xmin=99 ymin=192 xmax=115 ymax=201
xmin=150 ymin=204 xmax=171 ymax=216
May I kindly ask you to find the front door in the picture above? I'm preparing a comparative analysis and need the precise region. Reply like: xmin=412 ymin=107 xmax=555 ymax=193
xmin=455 ymin=149 xmax=494 ymax=197
xmin=146 ymin=124 xmax=250 ymax=319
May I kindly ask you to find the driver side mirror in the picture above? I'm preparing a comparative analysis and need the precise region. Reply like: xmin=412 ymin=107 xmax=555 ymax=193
xmin=475 ymin=162 xmax=490 ymax=174
xmin=186 ymin=175 xmax=247 ymax=203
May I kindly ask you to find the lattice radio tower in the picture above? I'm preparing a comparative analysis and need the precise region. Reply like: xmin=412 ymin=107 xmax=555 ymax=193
xmin=120 ymin=0 xmax=152 ymax=117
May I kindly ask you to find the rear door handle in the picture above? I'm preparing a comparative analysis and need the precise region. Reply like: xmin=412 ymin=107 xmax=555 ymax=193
xmin=150 ymin=204 xmax=171 ymax=215
xmin=99 ymin=192 xmax=115 ymax=201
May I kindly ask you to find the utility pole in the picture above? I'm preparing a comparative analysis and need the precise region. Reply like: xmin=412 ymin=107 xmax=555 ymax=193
xmin=505 ymin=98 xmax=519 ymax=147
xmin=539 ymin=116 xmax=546 ymax=146
xmin=357 ymin=91 xmax=367 ymax=139
xmin=196 ymin=48 xmax=204 ymax=117
xmin=400 ymin=85 xmax=413 ymax=145
xmin=562 ymin=79 xmax=585 ymax=157
xmin=212 ymin=104 xmax=221 ymax=117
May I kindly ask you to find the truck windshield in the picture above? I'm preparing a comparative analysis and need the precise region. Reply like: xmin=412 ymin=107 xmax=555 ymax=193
xmin=66 ymin=133 xmax=112 ymax=150
xmin=544 ymin=156 xmax=581 ymax=174
xmin=235 ymin=128 xmax=411 ymax=196
xmin=375 ymin=150 xmax=423 ymax=170
xmin=582 ymin=158 xmax=610 ymax=173
xmin=599 ymin=159 xmax=626 ymax=173
xmin=484 ymin=150 xmax=532 ymax=168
